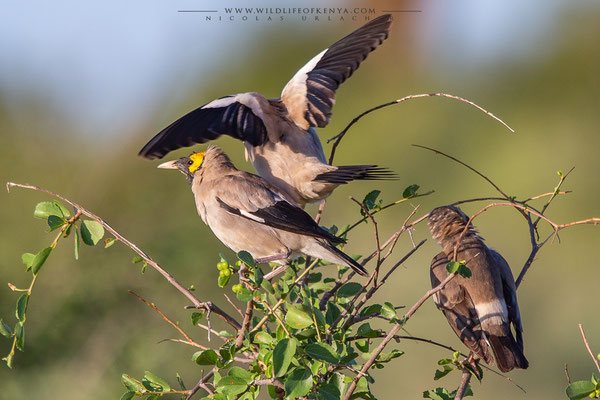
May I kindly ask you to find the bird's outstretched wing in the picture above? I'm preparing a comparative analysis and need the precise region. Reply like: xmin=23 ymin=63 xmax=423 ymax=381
xmin=280 ymin=14 xmax=391 ymax=130
xmin=138 ymin=94 xmax=268 ymax=159
xmin=214 ymin=173 xmax=343 ymax=243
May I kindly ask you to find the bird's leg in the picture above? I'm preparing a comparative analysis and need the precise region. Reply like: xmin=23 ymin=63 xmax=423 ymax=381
xmin=255 ymin=253 xmax=290 ymax=264
xmin=263 ymin=264 xmax=290 ymax=281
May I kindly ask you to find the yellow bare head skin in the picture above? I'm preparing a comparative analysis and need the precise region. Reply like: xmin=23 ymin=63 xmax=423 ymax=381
xmin=188 ymin=152 xmax=205 ymax=173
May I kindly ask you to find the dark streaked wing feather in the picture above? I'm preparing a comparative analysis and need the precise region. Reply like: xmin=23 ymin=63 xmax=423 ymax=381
xmin=304 ymin=15 xmax=391 ymax=127
xmin=314 ymin=165 xmax=397 ymax=184
xmin=216 ymin=197 xmax=344 ymax=244
xmin=138 ymin=98 xmax=267 ymax=159
xmin=431 ymin=252 xmax=493 ymax=364
xmin=281 ymin=15 xmax=391 ymax=129
xmin=212 ymin=173 xmax=344 ymax=243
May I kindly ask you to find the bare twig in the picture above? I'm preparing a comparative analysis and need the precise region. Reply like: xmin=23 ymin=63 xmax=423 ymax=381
xmin=235 ymin=300 xmax=255 ymax=349
xmin=349 ymin=196 xmax=381 ymax=282
xmin=342 ymin=272 xmax=458 ymax=400
xmin=224 ymin=294 xmax=244 ymax=318
xmin=186 ymin=368 xmax=216 ymax=400
xmin=328 ymin=93 xmax=514 ymax=164
xmin=413 ymin=144 xmax=510 ymax=199
xmin=455 ymin=370 xmax=472 ymax=400
xmin=129 ymin=290 xmax=208 ymax=350
xmin=579 ymin=324 xmax=600 ymax=374
xmin=565 ymin=364 xmax=571 ymax=384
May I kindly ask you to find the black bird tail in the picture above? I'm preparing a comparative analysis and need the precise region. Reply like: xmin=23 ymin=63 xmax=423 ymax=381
xmin=487 ymin=334 xmax=529 ymax=372
xmin=314 ymin=165 xmax=397 ymax=184
xmin=320 ymin=241 xmax=368 ymax=277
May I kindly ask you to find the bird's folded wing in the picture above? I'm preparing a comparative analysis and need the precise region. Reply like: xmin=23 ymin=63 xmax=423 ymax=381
xmin=138 ymin=95 xmax=268 ymax=159
xmin=280 ymin=14 xmax=391 ymax=130
xmin=489 ymin=248 xmax=524 ymax=347
xmin=214 ymin=174 xmax=343 ymax=243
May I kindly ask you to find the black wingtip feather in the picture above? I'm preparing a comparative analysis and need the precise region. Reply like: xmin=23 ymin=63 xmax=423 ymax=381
xmin=314 ymin=165 xmax=398 ymax=184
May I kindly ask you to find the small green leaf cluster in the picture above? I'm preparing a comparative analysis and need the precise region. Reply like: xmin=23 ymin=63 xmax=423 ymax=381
xmin=1 ymin=200 xmax=113 ymax=367
xmin=121 ymin=371 xmax=188 ymax=400
xmin=566 ymin=372 xmax=600 ymax=399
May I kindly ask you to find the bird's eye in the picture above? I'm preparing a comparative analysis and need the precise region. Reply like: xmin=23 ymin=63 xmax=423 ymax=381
xmin=187 ymin=160 xmax=193 ymax=166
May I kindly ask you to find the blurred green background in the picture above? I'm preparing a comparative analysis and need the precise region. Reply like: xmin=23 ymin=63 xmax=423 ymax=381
xmin=1 ymin=0 xmax=599 ymax=398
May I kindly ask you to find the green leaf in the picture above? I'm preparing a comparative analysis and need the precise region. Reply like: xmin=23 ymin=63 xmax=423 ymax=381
xmin=176 ymin=373 xmax=186 ymax=390
xmin=355 ymin=339 xmax=369 ymax=353
xmin=16 ymin=294 xmax=29 ymax=322
xmin=47 ymin=215 xmax=65 ymax=231
xmin=227 ymin=366 xmax=252 ymax=384
xmin=337 ymin=282 xmax=363 ymax=302
xmin=446 ymin=261 xmax=471 ymax=278
xmin=121 ymin=374 xmax=145 ymax=392
xmin=105 ymin=238 xmax=116 ymax=248
xmin=457 ymin=264 xmax=472 ymax=278
xmin=402 ymin=184 xmax=420 ymax=198
xmin=380 ymin=302 xmax=397 ymax=319
xmin=14 ymin=322 xmax=24 ymax=351
xmin=74 ymin=229 xmax=80 ymax=260
xmin=273 ymin=338 xmax=296 ymax=377
xmin=356 ymin=323 xmax=380 ymax=338
xmin=326 ymin=302 xmax=342 ymax=325
xmin=219 ymin=376 xmax=248 ymax=396
xmin=359 ymin=304 xmax=382 ymax=318
xmin=237 ymin=251 xmax=256 ymax=268
xmin=318 ymin=383 xmax=341 ymax=400
xmin=362 ymin=190 xmax=381 ymax=210
xmin=285 ymin=305 xmax=314 ymax=330
xmin=218 ymin=274 xmax=231 ymax=288
xmin=0 ymin=318 xmax=13 ymax=338
xmin=376 ymin=349 xmax=404 ymax=363
xmin=192 ymin=349 xmax=219 ymax=365
xmin=34 ymin=201 xmax=70 ymax=219
xmin=120 ymin=391 xmax=136 ymax=400
xmin=255 ymin=331 xmax=275 ymax=345
xmin=21 ymin=253 xmax=35 ymax=270
xmin=305 ymin=343 xmax=339 ymax=364
xmin=144 ymin=371 xmax=171 ymax=392
xmin=566 ymin=381 xmax=596 ymax=400
xmin=236 ymin=287 xmax=254 ymax=302
xmin=31 ymin=247 xmax=52 ymax=275
xmin=445 ymin=261 xmax=461 ymax=274
xmin=284 ymin=367 xmax=312 ymax=398
xmin=423 ymin=387 xmax=452 ymax=400
xmin=80 ymin=220 xmax=104 ymax=246
xmin=191 ymin=312 xmax=204 ymax=325
xmin=434 ymin=365 xmax=454 ymax=380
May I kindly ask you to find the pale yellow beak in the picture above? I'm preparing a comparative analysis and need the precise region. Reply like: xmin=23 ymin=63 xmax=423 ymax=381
xmin=157 ymin=160 xmax=178 ymax=170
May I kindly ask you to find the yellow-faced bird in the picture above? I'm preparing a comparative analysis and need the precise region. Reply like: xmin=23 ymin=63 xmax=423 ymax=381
xmin=139 ymin=15 xmax=394 ymax=208
xmin=428 ymin=205 xmax=528 ymax=372
xmin=157 ymin=145 xmax=368 ymax=276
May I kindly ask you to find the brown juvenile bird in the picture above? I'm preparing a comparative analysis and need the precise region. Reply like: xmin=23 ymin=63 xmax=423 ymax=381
xmin=139 ymin=15 xmax=395 ymax=208
xmin=157 ymin=145 xmax=368 ymax=276
xmin=428 ymin=205 xmax=528 ymax=372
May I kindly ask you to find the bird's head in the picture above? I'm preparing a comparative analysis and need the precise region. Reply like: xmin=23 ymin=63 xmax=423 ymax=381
xmin=157 ymin=151 xmax=206 ymax=184
xmin=428 ymin=205 xmax=478 ymax=246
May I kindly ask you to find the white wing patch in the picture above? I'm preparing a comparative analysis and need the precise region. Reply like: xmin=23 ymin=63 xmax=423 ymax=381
xmin=281 ymin=48 xmax=328 ymax=98
xmin=240 ymin=209 xmax=265 ymax=223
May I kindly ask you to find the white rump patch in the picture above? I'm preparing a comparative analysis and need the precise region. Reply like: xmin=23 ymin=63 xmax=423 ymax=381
xmin=475 ymin=300 xmax=508 ymax=325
